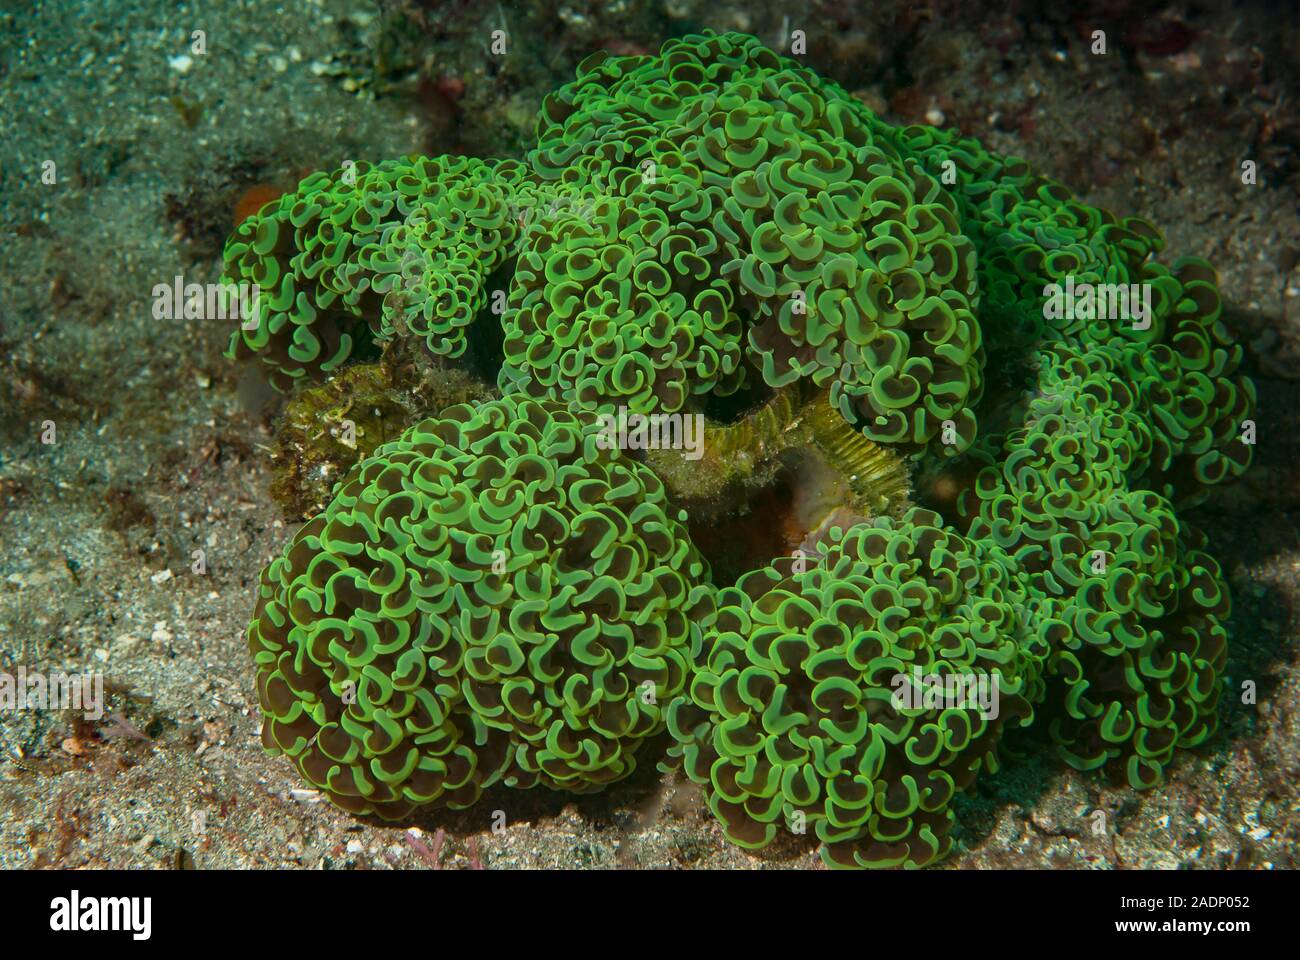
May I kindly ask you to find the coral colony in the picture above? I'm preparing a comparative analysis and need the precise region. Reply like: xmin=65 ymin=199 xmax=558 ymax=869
xmin=224 ymin=33 xmax=1254 ymax=868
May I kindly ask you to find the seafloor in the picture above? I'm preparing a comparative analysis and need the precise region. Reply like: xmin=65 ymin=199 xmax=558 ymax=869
xmin=0 ymin=0 xmax=1297 ymax=869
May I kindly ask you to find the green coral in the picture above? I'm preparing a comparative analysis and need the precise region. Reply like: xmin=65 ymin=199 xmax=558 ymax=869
xmin=667 ymin=509 xmax=1042 ymax=869
xmin=498 ymin=191 xmax=748 ymax=414
xmin=229 ymin=30 xmax=1257 ymax=868
xmin=223 ymin=156 xmax=534 ymax=391
xmin=880 ymin=126 xmax=1253 ymax=496
xmin=511 ymin=35 xmax=984 ymax=453
xmin=957 ymin=338 xmax=1233 ymax=790
xmin=248 ymin=395 xmax=714 ymax=817
xmin=226 ymin=35 xmax=988 ymax=454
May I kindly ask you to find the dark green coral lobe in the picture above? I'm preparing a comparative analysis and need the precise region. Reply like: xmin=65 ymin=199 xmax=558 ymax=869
xmin=248 ymin=396 xmax=713 ymax=815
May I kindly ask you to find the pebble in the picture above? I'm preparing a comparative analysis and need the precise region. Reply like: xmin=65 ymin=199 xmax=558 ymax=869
xmin=115 ymin=634 xmax=144 ymax=656
xmin=168 ymin=54 xmax=193 ymax=74
xmin=151 ymin=569 xmax=173 ymax=584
